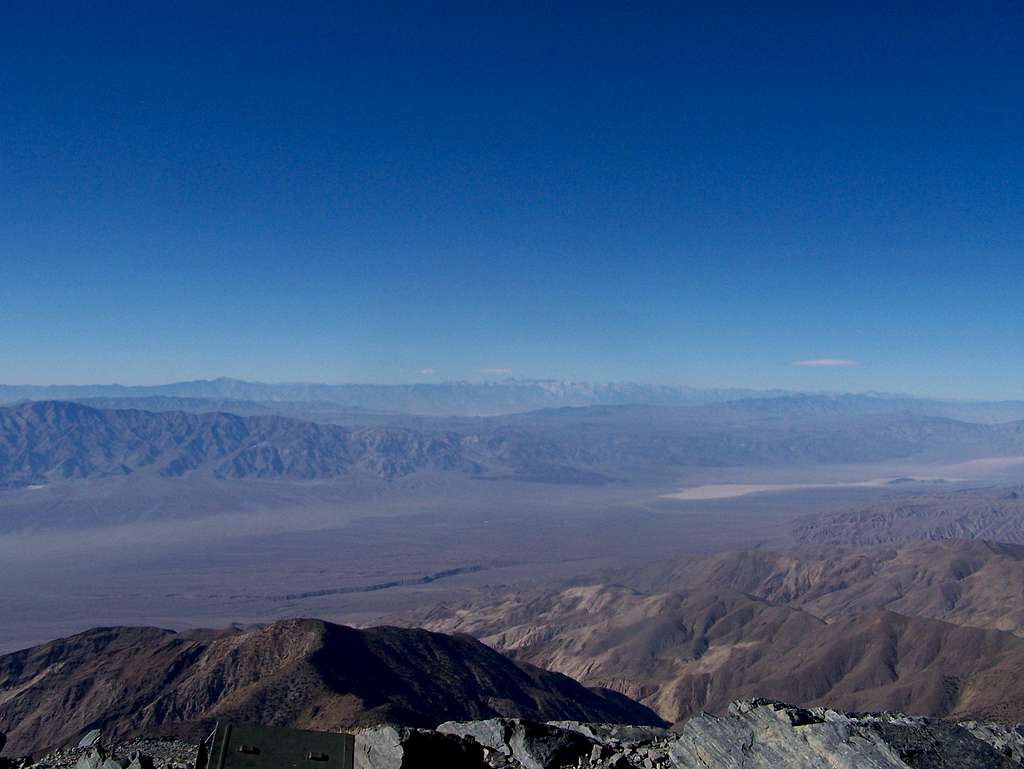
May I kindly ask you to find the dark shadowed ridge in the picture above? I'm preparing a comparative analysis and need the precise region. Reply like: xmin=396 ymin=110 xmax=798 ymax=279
xmin=0 ymin=618 xmax=664 ymax=755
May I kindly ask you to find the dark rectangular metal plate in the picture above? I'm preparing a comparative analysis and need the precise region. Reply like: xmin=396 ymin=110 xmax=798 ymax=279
xmin=204 ymin=723 xmax=354 ymax=769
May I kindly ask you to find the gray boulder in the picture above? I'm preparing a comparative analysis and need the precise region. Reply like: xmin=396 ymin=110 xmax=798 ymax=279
xmin=78 ymin=731 xmax=102 ymax=750
xmin=669 ymin=700 xmax=907 ymax=769
xmin=437 ymin=720 xmax=513 ymax=756
xmin=507 ymin=721 xmax=594 ymax=769
xmin=438 ymin=719 xmax=595 ymax=769
xmin=355 ymin=725 xmax=487 ymax=769
xmin=961 ymin=721 xmax=1024 ymax=764
xmin=546 ymin=721 xmax=669 ymax=747
xmin=872 ymin=718 xmax=1022 ymax=769
xmin=126 ymin=754 xmax=155 ymax=769
xmin=667 ymin=700 xmax=1024 ymax=769
xmin=74 ymin=749 xmax=106 ymax=769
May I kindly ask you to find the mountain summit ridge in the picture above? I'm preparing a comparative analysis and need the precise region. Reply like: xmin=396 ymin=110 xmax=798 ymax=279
xmin=0 ymin=619 xmax=662 ymax=756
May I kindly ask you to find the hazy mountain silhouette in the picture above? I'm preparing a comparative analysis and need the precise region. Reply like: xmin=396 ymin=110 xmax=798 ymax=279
xmin=3 ymin=400 xmax=1024 ymax=490
xmin=5 ymin=378 xmax=1024 ymax=420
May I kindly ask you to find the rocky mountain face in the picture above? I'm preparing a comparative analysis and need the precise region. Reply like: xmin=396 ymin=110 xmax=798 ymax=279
xmin=421 ymin=539 xmax=1024 ymax=725
xmin=794 ymin=485 xmax=1024 ymax=546
xmin=0 ymin=620 xmax=661 ymax=756
xmin=8 ymin=700 xmax=1024 ymax=769
xmin=631 ymin=539 xmax=1024 ymax=636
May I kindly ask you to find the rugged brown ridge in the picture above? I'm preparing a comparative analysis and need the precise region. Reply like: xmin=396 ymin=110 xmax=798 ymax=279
xmin=632 ymin=538 xmax=1024 ymax=636
xmin=421 ymin=539 xmax=1024 ymax=725
xmin=0 ymin=619 xmax=662 ymax=756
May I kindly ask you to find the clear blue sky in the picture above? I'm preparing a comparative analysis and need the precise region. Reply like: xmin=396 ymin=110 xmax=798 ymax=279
xmin=2 ymin=2 xmax=1021 ymax=397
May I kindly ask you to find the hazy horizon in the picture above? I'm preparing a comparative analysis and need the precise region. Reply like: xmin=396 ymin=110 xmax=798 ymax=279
xmin=0 ymin=374 xmax=1020 ymax=404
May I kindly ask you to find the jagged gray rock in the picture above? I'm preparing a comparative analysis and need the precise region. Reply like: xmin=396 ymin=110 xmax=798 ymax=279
xmin=76 ymin=733 xmax=100 ymax=751
xmin=963 ymin=721 xmax=1024 ymax=764
xmin=364 ymin=700 xmax=1024 ymax=769
xmin=14 ymin=738 xmax=194 ymax=769
xmin=354 ymin=725 xmax=487 ymax=769
xmin=72 ymin=749 xmax=104 ymax=769
xmin=439 ymin=718 xmax=597 ymax=769
xmin=670 ymin=701 xmax=909 ymax=768
xmin=545 ymin=722 xmax=669 ymax=748
xmin=437 ymin=720 xmax=512 ymax=753
xmin=668 ymin=700 xmax=1024 ymax=769
xmin=125 ymin=755 xmax=154 ymax=769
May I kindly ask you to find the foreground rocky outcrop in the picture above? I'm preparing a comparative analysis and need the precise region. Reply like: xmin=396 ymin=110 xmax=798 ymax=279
xmin=0 ymin=737 xmax=197 ymax=769
xmin=5 ymin=700 xmax=1024 ymax=769
xmin=353 ymin=700 xmax=1024 ymax=768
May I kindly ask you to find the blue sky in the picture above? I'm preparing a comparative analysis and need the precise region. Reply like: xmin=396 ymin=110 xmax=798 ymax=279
xmin=2 ymin=2 xmax=1022 ymax=397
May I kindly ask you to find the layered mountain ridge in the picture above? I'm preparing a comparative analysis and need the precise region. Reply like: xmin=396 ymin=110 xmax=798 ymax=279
xmin=421 ymin=539 xmax=1024 ymax=725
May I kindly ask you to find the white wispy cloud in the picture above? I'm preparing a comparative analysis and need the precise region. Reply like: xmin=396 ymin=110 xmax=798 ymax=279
xmin=419 ymin=368 xmax=436 ymax=375
xmin=479 ymin=367 xmax=513 ymax=375
xmin=791 ymin=358 xmax=862 ymax=368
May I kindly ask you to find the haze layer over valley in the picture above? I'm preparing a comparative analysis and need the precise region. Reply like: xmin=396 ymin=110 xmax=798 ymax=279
xmin=3 ymin=381 xmax=1024 ymax=653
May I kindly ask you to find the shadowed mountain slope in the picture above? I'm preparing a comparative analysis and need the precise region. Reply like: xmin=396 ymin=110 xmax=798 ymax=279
xmin=0 ymin=619 xmax=662 ymax=755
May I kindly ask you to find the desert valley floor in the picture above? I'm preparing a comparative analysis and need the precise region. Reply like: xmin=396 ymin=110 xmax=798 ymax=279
xmin=3 ymin=455 xmax=1022 ymax=652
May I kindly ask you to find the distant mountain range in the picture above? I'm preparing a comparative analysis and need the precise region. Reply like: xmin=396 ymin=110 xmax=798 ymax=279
xmin=0 ymin=378 xmax=779 ymax=417
xmin=0 ymin=400 xmax=477 ymax=488
xmin=3 ymin=400 xmax=1024 ymax=492
xmin=0 ymin=619 xmax=661 ymax=755
xmin=4 ymin=377 xmax=1024 ymax=420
